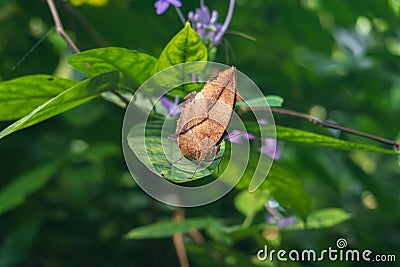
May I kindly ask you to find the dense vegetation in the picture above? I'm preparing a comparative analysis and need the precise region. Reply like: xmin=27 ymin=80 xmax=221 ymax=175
xmin=0 ymin=0 xmax=399 ymax=266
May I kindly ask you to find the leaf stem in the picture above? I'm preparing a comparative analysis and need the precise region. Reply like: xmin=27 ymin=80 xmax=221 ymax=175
xmin=271 ymin=108 xmax=400 ymax=150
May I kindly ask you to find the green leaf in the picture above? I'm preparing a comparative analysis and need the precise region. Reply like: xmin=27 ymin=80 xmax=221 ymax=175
xmin=283 ymin=208 xmax=352 ymax=230
xmin=0 ymin=217 xmax=41 ymax=267
xmin=234 ymin=190 xmax=270 ymax=217
xmin=237 ymin=95 xmax=284 ymax=108
xmin=68 ymin=47 xmax=157 ymax=86
xmin=151 ymin=22 xmax=208 ymax=74
xmin=260 ymin=164 xmax=311 ymax=219
xmin=124 ymin=217 xmax=214 ymax=239
xmin=127 ymin=120 xmax=224 ymax=182
xmin=0 ymin=75 xmax=76 ymax=121
xmin=0 ymin=71 xmax=119 ymax=139
xmin=0 ymin=164 xmax=58 ymax=215
xmin=262 ymin=125 xmax=398 ymax=154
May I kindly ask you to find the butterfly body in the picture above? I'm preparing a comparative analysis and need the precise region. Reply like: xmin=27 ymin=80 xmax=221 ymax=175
xmin=176 ymin=67 xmax=237 ymax=161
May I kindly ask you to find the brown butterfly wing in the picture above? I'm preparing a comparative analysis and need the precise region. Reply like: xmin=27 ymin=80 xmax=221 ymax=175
xmin=176 ymin=67 xmax=237 ymax=161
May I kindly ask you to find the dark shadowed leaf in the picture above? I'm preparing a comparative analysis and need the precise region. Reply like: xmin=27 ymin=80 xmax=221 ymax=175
xmin=256 ymin=125 xmax=398 ymax=154
xmin=0 ymin=164 xmax=58 ymax=215
xmin=282 ymin=208 xmax=352 ymax=230
xmin=237 ymin=95 xmax=284 ymax=108
xmin=127 ymin=120 xmax=224 ymax=182
xmin=261 ymin=164 xmax=311 ymax=220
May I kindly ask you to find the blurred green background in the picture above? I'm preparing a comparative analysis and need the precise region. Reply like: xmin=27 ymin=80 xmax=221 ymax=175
xmin=0 ymin=0 xmax=399 ymax=266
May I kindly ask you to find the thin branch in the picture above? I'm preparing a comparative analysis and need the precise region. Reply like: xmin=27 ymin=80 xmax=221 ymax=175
xmin=46 ymin=0 xmax=80 ymax=53
xmin=189 ymin=229 xmax=205 ymax=243
xmin=270 ymin=108 xmax=400 ymax=150
xmin=46 ymin=0 xmax=132 ymax=107
xmin=172 ymin=208 xmax=190 ymax=267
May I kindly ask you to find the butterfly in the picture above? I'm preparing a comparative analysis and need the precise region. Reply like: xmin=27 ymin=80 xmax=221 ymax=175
xmin=175 ymin=67 xmax=237 ymax=163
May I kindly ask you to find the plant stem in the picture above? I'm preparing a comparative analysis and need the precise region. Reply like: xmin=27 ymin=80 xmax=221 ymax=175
xmin=175 ymin=7 xmax=186 ymax=25
xmin=112 ymin=91 xmax=131 ymax=106
xmin=213 ymin=0 xmax=235 ymax=45
xmin=172 ymin=208 xmax=190 ymax=267
xmin=46 ymin=0 xmax=131 ymax=107
xmin=46 ymin=0 xmax=80 ymax=53
xmin=241 ymin=212 xmax=255 ymax=228
xmin=270 ymin=108 xmax=400 ymax=150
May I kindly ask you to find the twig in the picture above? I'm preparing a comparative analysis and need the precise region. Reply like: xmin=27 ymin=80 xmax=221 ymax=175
xmin=172 ymin=208 xmax=190 ymax=267
xmin=46 ymin=0 xmax=132 ymax=107
xmin=46 ymin=0 xmax=80 ymax=54
xmin=189 ymin=229 xmax=205 ymax=243
xmin=58 ymin=0 xmax=106 ymax=47
xmin=270 ymin=108 xmax=400 ymax=150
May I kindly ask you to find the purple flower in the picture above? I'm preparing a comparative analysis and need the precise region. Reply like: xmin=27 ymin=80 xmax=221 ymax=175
xmin=259 ymin=138 xmax=282 ymax=160
xmin=160 ymin=96 xmax=180 ymax=117
xmin=266 ymin=216 xmax=295 ymax=228
xmin=264 ymin=200 xmax=295 ymax=228
xmin=188 ymin=0 xmax=235 ymax=46
xmin=278 ymin=216 xmax=296 ymax=228
xmin=226 ymin=129 xmax=255 ymax=144
xmin=154 ymin=0 xmax=182 ymax=15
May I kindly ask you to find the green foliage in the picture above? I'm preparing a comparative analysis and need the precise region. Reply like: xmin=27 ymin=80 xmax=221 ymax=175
xmin=283 ymin=208 xmax=352 ymax=230
xmin=0 ymin=164 xmax=58 ymax=215
xmin=127 ymin=120 xmax=224 ymax=182
xmin=237 ymin=95 xmax=284 ymax=108
xmin=151 ymin=22 xmax=208 ymax=74
xmin=262 ymin=164 xmax=311 ymax=220
xmin=125 ymin=217 xmax=216 ymax=239
xmin=68 ymin=47 xmax=157 ymax=86
xmin=0 ymin=1 xmax=399 ymax=266
xmin=0 ymin=71 xmax=119 ymax=139
xmin=0 ymin=75 xmax=76 ymax=121
xmin=274 ymin=126 xmax=398 ymax=154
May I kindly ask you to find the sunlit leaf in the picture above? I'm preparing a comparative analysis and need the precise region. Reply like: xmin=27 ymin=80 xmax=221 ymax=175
xmin=234 ymin=190 xmax=270 ymax=217
xmin=0 ymin=75 xmax=76 ymax=121
xmin=151 ymin=22 xmax=208 ymax=74
xmin=68 ymin=47 xmax=157 ymax=86
xmin=0 ymin=71 xmax=119 ymax=139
